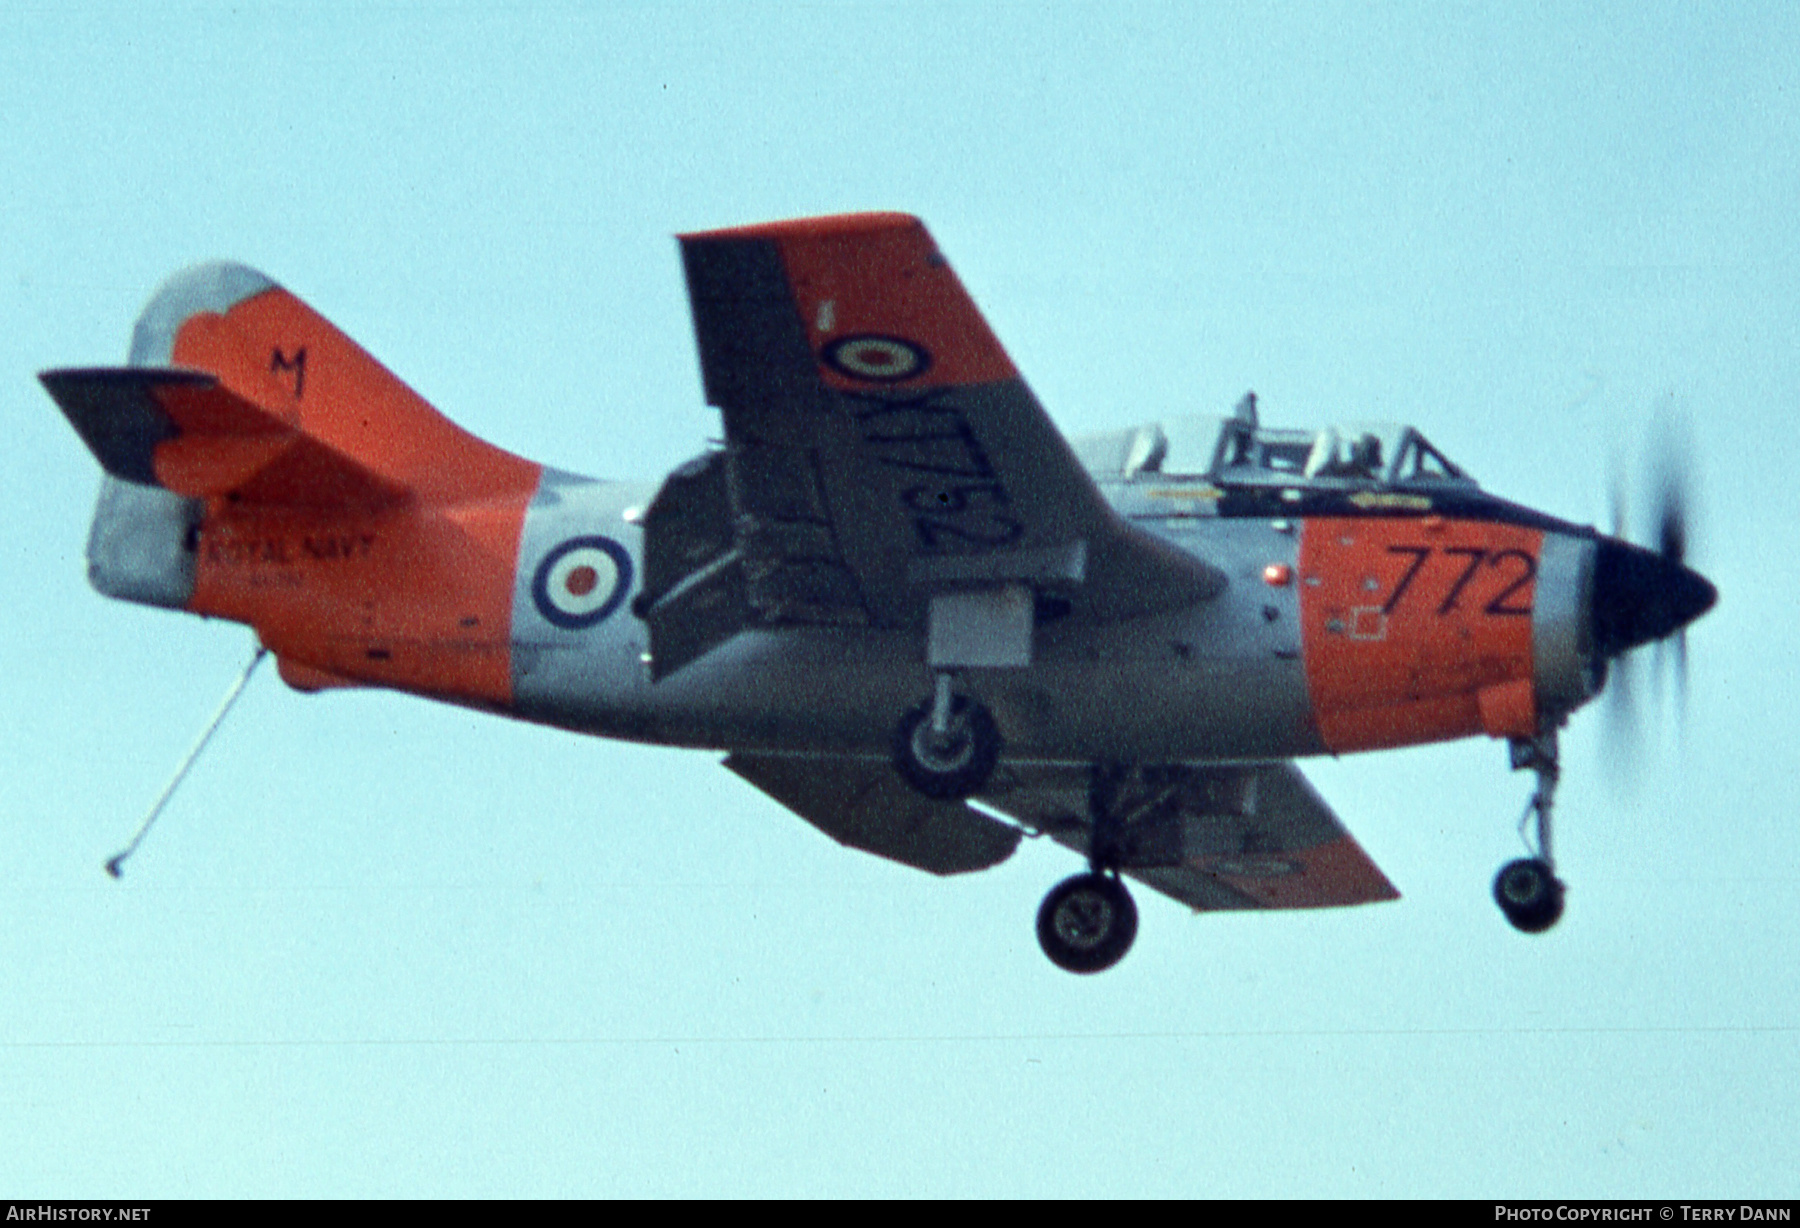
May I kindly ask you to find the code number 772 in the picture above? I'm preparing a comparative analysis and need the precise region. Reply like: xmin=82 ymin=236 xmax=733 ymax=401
xmin=1382 ymin=545 xmax=1536 ymax=617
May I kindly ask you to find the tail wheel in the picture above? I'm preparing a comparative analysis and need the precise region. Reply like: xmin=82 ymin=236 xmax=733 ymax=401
xmin=1493 ymin=858 xmax=1565 ymax=934
xmin=1036 ymin=872 xmax=1138 ymax=974
xmin=892 ymin=696 xmax=1001 ymax=800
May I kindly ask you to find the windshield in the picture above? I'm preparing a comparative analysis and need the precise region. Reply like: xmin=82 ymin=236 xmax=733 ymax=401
xmin=1391 ymin=430 xmax=1466 ymax=482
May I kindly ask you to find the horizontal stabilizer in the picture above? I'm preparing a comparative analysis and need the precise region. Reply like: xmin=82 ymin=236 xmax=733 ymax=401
xmin=41 ymin=366 xmax=409 ymax=509
xmin=40 ymin=367 xmax=195 ymax=486
xmin=46 ymin=260 xmax=539 ymax=513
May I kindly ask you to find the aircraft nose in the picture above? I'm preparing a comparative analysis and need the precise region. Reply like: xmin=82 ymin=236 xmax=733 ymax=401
xmin=1589 ymin=536 xmax=1718 ymax=659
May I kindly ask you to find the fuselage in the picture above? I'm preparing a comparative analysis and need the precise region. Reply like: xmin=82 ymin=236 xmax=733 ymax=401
xmin=54 ymin=256 xmax=1711 ymax=779
xmin=480 ymin=461 xmax=1605 ymax=766
xmin=148 ymin=452 xmax=1624 ymax=774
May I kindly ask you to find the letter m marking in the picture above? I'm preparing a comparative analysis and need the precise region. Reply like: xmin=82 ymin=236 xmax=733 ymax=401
xmin=271 ymin=346 xmax=307 ymax=398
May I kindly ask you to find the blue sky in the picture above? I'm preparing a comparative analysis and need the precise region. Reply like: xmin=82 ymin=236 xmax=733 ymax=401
xmin=3 ymin=2 xmax=1796 ymax=1196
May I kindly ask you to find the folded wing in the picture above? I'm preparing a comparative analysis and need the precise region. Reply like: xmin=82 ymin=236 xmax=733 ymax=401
xmin=645 ymin=213 xmax=1225 ymax=677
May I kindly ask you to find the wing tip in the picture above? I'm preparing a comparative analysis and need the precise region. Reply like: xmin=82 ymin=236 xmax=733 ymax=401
xmin=679 ymin=211 xmax=923 ymax=244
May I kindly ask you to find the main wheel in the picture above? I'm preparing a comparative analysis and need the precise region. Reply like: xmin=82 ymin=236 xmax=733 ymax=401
xmin=1493 ymin=858 xmax=1565 ymax=934
xmin=1036 ymin=872 xmax=1138 ymax=973
xmin=892 ymin=695 xmax=1001 ymax=800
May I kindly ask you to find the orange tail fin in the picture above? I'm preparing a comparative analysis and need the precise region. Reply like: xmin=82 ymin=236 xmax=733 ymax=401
xmin=43 ymin=263 xmax=544 ymax=708
xmin=46 ymin=261 xmax=537 ymax=509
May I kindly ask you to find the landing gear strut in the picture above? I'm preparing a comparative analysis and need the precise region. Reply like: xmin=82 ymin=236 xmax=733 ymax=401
xmin=1036 ymin=763 xmax=1140 ymax=974
xmin=1494 ymin=732 xmax=1565 ymax=934
xmin=892 ymin=673 xmax=1001 ymax=801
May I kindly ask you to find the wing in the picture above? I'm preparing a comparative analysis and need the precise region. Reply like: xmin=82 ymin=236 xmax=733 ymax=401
xmin=643 ymin=213 xmax=1224 ymax=677
xmin=726 ymin=752 xmax=1021 ymax=875
xmin=978 ymin=762 xmax=1400 ymax=912
xmin=725 ymin=751 xmax=1395 ymax=908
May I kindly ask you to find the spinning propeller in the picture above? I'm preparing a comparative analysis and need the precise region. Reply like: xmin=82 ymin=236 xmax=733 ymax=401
xmin=1596 ymin=422 xmax=1714 ymax=752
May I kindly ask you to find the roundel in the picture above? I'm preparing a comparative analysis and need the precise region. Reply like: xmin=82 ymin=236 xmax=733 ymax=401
xmin=531 ymin=536 xmax=633 ymax=630
xmin=821 ymin=334 xmax=932 ymax=383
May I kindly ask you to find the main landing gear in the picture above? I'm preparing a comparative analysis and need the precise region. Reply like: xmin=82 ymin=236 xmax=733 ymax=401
xmin=1037 ymin=764 xmax=1140 ymax=974
xmin=892 ymin=673 xmax=1002 ymax=801
xmin=890 ymin=687 xmax=1140 ymax=973
xmin=1038 ymin=872 xmax=1138 ymax=974
xmin=1494 ymin=732 xmax=1566 ymax=934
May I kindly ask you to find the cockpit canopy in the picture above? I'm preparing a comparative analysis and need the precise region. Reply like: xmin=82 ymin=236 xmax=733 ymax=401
xmin=1209 ymin=419 xmax=1469 ymax=487
xmin=1075 ymin=396 xmax=1474 ymax=490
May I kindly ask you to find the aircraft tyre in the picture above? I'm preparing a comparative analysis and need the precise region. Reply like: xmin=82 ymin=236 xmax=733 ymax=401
xmin=893 ymin=696 xmax=1001 ymax=800
xmin=1493 ymin=858 xmax=1564 ymax=934
xmin=1036 ymin=872 xmax=1138 ymax=974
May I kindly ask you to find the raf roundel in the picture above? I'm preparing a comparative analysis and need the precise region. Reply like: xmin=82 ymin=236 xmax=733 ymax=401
xmin=532 ymin=536 xmax=633 ymax=630
xmin=821 ymin=334 xmax=932 ymax=383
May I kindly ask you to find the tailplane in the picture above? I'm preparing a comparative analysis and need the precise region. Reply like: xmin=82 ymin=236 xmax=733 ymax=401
xmin=42 ymin=263 xmax=544 ymax=708
xmin=42 ymin=262 xmax=541 ymax=612
xmin=44 ymin=259 xmax=538 ymax=509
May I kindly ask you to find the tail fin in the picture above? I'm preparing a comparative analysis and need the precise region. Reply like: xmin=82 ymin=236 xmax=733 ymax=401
xmin=42 ymin=262 xmax=542 ymax=611
xmin=45 ymin=260 xmax=536 ymax=508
